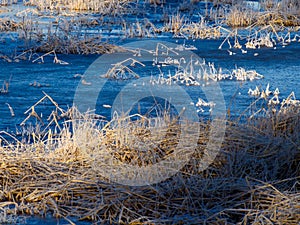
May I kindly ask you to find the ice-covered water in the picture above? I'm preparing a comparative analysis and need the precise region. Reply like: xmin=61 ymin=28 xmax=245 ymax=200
xmin=1 ymin=38 xmax=299 ymax=133
xmin=0 ymin=2 xmax=300 ymax=223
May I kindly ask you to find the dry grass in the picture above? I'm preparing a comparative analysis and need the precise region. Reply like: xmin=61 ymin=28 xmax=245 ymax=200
xmin=0 ymin=0 xmax=17 ymax=6
xmin=123 ymin=19 xmax=160 ymax=38
xmin=0 ymin=92 xmax=299 ymax=224
xmin=261 ymin=0 xmax=300 ymax=14
xmin=224 ymin=1 xmax=300 ymax=27
xmin=257 ymin=11 xmax=300 ymax=26
xmin=1 ymin=0 xmax=298 ymax=57
xmin=163 ymin=14 xmax=222 ymax=39
xmin=11 ymin=15 xmax=125 ymax=55
xmin=36 ymin=36 xmax=122 ymax=54
xmin=0 ymin=18 xmax=19 ymax=31
xmin=0 ymin=1 xmax=300 ymax=222
xmin=23 ymin=0 xmax=135 ymax=14
xmin=225 ymin=6 xmax=258 ymax=27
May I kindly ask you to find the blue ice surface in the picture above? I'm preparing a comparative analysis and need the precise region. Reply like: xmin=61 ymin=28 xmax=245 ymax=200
xmin=0 ymin=37 xmax=300 ymax=133
xmin=23 ymin=215 xmax=92 ymax=225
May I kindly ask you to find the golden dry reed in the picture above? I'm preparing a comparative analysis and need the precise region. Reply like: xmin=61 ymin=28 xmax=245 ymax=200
xmin=0 ymin=93 xmax=299 ymax=224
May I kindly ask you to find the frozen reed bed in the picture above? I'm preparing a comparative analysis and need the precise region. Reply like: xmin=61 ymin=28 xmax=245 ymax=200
xmin=0 ymin=0 xmax=299 ymax=58
xmin=162 ymin=14 xmax=222 ymax=39
xmin=244 ymin=84 xmax=300 ymax=123
xmin=22 ymin=17 xmax=124 ymax=54
xmin=160 ymin=1 xmax=300 ymax=52
xmin=23 ymin=0 xmax=135 ymax=14
xmin=158 ymin=1 xmax=300 ymax=45
xmin=0 ymin=89 xmax=299 ymax=224
xmin=221 ymin=0 xmax=300 ymax=27
xmin=150 ymin=61 xmax=263 ymax=85
xmin=0 ymin=7 xmax=129 ymax=55
xmin=100 ymin=42 xmax=264 ymax=85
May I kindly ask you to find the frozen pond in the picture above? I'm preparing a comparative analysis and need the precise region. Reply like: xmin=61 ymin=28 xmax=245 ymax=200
xmin=0 ymin=38 xmax=299 ymax=133
xmin=0 ymin=1 xmax=300 ymax=224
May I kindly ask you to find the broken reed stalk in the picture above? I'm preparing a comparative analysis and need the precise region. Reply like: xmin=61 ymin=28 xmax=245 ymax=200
xmin=0 ymin=81 xmax=9 ymax=94
xmin=0 ymin=75 xmax=12 ymax=94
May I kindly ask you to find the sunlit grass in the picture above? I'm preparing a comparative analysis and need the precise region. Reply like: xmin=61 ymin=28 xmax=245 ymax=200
xmin=0 ymin=92 xmax=299 ymax=224
xmin=0 ymin=0 xmax=299 ymax=223
xmin=23 ymin=0 xmax=135 ymax=14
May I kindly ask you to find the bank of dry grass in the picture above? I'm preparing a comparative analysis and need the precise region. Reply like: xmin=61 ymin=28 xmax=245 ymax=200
xmin=224 ymin=0 xmax=300 ymax=27
xmin=0 ymin=97 xmax=299 ymax=224
xmin=225 ymin=7 xmax=300 ymax=27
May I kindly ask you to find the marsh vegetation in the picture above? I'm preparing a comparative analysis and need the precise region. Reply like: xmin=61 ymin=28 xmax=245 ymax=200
xmin=0 ymin=0 xmax=299 ymax=224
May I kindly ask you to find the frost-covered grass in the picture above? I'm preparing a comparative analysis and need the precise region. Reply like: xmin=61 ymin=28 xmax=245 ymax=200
xmin=0 ymin=1 xmax=299 ymax=224
xmin=0 ymin=0 xmax=299 ymax=57
xmin=0 ymin=92 xmax=299 ymax=224
xmin=23 ymin=0 xmax=135 ymax=14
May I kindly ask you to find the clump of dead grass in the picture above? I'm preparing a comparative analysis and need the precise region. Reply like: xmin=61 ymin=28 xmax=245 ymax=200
xmin=163 ymin=14 xmax=222 ymax=39
xmin=36 ymin=36 xmax=122 ymax=54
xmin=261 ymin=0 xmax=300 ymax=14
xmin=12 ymin=15 xmax=124 ymax=55
xmin=223 ymin=0 xmax=300 ymax=27
xmin=225 ymin=5 xmax=258 ymax=27
xmin=124 ymin=19 xmax=160 ymax=38
xmin=23 ymin=0 xmax=135 ymax=15
xmin=257 ymin=11 xmax=300 ymax=26
xmin=0 ymin=18 xmax=19 ymax=31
